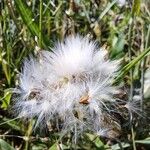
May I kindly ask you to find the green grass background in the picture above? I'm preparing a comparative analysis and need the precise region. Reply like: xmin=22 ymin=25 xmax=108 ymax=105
xmin=0 ymin=0 xmax=150 ymax=149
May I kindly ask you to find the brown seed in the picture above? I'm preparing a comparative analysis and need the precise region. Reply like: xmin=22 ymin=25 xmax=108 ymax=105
xmin=79 ymin=95 xmax=90 ymax=104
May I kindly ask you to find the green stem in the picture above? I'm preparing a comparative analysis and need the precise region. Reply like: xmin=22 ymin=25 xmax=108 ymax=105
xmin=128 ymin=17 xmax=134 ymax=101
xmin=128 ymin=13 xmax=136 ymax=150
xmin=39 ymin=0 xmax=43 ymax=48
xmin=140 ymin=24 xmax=145 ymax=109
xmin=131 ymin=125 xmax=136 ymax=150
xmin=25 ymin=121 xmax=33 ymax=150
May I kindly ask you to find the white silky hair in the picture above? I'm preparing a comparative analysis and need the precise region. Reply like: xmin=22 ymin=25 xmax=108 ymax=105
xmin=13 ymin=35 xmax=121 ymax=140
xmin=117 ymin=0 xmax=126 ymax=7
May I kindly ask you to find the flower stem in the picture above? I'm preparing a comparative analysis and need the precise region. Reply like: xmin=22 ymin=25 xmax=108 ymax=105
xmin=25 ymin=120 xmax=33 ymax=150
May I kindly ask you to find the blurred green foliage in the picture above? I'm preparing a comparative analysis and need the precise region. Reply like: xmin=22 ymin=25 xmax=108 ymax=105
xmin=0 ymin=0 xmax=150 ymax=149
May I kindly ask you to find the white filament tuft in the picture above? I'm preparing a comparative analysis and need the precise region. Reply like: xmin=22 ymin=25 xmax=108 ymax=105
xmin=13 ymin=35 xmax=122 ymax=140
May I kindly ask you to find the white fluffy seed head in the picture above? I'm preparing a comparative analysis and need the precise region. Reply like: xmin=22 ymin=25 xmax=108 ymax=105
xmin=13 ymin=35 xmax=121 ymax=140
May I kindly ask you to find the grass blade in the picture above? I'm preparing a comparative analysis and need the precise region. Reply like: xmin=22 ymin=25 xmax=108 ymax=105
xmin=14 ymin=0 xmax=49 ymax=48
xmin=114 ymin=47 xmax=150 ymax=84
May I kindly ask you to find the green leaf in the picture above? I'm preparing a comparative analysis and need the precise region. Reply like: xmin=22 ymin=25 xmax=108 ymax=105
xmin=114 ymin=47 xmax=150 ymax=84
xmin=49 ymin=143 xmax=58 ymax=150
xmin=2 ymin=60 xmax=11 ymax=85
xmin=86 ymin=133 xmax=97 ymax=141
xmin=14 ymin=0 xmax=49 ymax=48
xmin=98 ymin=0 xmax=118 ymax=21
xmin=110 ymin=34 xmax=125 ymax=59
xmin=0 ymin=117 xmax=23 ymax=132
xmin=111 ymin=142 xmax=130 ymax=150
xmin=94 ymin=137 xmax=105 ymax=149
xmin=1 ymin=90 xmax=12 ymax=109
xmin=85 ymin=133 xmax=105 ymax=149
xmin=135 ymin=137 xmax=150 ymax=144
xmin=32 ymin=143 xmax=47 ymax=150
xmin=0 ymin=139 xmax=15 ymax=150
xmin=132 ymin=0 xmax=141 ymax=16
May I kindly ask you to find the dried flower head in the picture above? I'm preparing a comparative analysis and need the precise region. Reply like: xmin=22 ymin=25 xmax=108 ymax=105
xmin=13 ymin=35 xmax=121 ymax=140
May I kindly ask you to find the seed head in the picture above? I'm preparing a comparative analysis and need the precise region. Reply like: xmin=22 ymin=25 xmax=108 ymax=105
xmin=13 ymin=35 xmax=121 ymax=140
